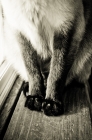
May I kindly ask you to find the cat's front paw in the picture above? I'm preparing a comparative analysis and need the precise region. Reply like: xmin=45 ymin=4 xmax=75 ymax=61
xmin=42 ymin=100 xmax=64 ymax=116
xmin=25 ymin=95 xmax=44 ymax=111
xmin=23 ymin=82 xmax=44 ymax=111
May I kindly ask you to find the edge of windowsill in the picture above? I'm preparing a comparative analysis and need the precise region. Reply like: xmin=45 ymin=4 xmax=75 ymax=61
xmin=0 ymin=60 xmax=18 ymax=111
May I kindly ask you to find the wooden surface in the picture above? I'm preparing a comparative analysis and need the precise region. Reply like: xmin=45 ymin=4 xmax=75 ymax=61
xmin=0 ymin=77 xmax=23 ymax=139
xmin=3 ymin=88 xmax=92 ymax=140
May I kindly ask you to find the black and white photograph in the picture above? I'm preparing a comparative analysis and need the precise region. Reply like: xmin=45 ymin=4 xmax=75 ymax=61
xmin=0 ymin=0 xmax=92 ymax=139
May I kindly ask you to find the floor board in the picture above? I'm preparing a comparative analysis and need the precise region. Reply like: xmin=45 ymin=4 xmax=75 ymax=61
xmin=0 ymin=77 xmax=23 ymax=139
xmin=4 ymin=88 xmax=92 ymax=140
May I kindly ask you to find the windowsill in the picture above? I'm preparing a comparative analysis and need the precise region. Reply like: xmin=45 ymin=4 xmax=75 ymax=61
xmin=0 ymin=60 xmax=18 ymax=111
xmin=0 ymin=76 xmax=24 ymax=138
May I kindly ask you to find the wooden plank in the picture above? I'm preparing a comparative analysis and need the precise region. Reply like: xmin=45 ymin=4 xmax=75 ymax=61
xmin=0 ymin=70 xmax=18 ymax=111
xmin=4 ymin=87 xmax=92 ymax=140
xmin=0 ymin=77 xmax=23 ymax=139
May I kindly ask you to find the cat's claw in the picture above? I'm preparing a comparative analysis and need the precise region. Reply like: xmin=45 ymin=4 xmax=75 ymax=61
xmin=42 ymin=100 xmax=64 ymax=116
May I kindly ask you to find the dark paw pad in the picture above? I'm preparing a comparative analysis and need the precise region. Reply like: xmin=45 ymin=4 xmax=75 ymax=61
xmin=25 ymin=95 xmax=44 ymax=111
xmin=42 ymin=100 xmax=64 ymax=116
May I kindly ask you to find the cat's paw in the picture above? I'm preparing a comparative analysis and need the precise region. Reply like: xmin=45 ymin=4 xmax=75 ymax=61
xmin=25 ymin=95 xmax=44 ymax=111
xmin=23 ymin=82 xmax=44 ymax=111
xmin=42 ymin=100 xmax=64 ymax=116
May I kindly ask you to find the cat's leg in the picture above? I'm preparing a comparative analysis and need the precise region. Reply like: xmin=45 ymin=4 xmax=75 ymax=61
xmin=42 ymin=33 xmax=69 ymax=116
xmin=42 ymin=33 xmax=80 ymax=116
xmin=66 ymin=59 xmax=92 ymax=118
xmin=42 ymin=11 xmax=86 ymax=116
xmin=66 ymin=46 xmax=92 ymax=86
xmin=65 ymin=36 xmax=92 ymax=118
xmin=19 ymin=34 xmax=45 ymax=111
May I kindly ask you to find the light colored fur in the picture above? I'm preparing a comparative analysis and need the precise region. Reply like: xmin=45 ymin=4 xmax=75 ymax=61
xmin=0 ymin=0 xmax=84 ymax=81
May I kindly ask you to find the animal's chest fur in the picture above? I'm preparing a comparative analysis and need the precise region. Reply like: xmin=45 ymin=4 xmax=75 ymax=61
xmin=2 ymin=0 xmax=76 ymax=59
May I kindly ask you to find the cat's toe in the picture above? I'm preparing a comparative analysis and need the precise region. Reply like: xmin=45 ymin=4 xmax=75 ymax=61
xmin=25 ymin=95 xmax=44 ymax=111
xmin=34 ymin=97 xmax=43 ymax=111
xmin=25 ymin=96 xmax=34 ymax=110
xmin=42 ymin=100 xmax=64 ymax=116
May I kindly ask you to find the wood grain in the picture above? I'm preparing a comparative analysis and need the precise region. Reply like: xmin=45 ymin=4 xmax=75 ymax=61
xmin=0 ymin=77 xmax=23 ymax=139
xmin=4 ymin=87 xmax=92 ymax=140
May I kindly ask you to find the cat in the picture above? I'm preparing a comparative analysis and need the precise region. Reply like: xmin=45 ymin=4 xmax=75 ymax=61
xmin=0 ymin=0 xmax=92 ymax=116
